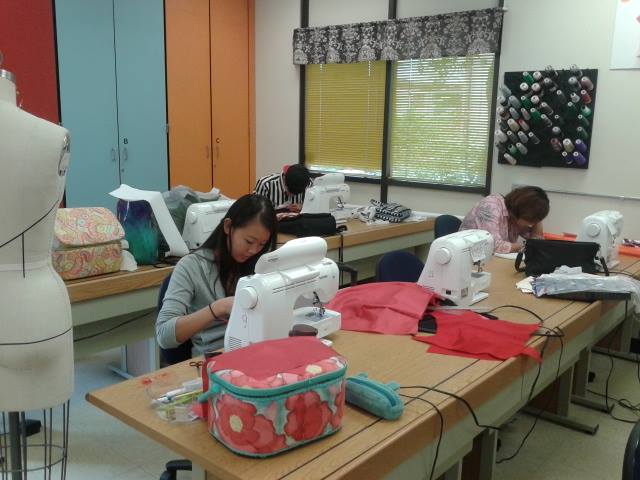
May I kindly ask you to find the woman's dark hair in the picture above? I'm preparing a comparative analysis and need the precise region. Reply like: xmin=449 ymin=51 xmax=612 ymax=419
xmin=504 ymin=186 xmax=550 ymax=223
xmin=202 ymin=194 xmax=277 ymax=295
xmin=284 ymin=164 xmax=311 ymax=195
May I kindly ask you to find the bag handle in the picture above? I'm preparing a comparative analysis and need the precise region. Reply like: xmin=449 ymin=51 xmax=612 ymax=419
xmin=515 ymin=250 xmax=525 ymax=272
xmin=599 ymin=256 xmax=610 ymax=276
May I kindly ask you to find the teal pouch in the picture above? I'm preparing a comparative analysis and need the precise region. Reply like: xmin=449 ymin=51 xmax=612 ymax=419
xmin=345 ymin=373 xmax=404 ymax=420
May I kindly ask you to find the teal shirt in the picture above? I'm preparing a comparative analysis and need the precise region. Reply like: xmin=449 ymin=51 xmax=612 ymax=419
xmin=156 ymin=249 xmax=227 ymax=356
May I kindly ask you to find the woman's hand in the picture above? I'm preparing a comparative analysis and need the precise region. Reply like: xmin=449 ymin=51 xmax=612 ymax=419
xmin=510 ymin=241 xmax=524 ymax=253
xmin=211 ymin=296 xmax=235 ymax=319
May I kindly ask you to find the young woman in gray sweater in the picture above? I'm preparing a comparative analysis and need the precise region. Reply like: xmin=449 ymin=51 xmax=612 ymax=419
xmin=156 ymin=194 xmax=277 ymax=356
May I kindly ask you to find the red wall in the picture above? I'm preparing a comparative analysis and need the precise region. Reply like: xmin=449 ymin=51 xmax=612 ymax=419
xmin=0 ymin=0 xmax=59 ymax=123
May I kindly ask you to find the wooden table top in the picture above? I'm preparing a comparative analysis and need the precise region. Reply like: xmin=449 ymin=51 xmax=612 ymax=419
xmin=86 ymin=254 xmax=640 ymax=479
xmin=67 ymin=219 xmax=434 ymax=303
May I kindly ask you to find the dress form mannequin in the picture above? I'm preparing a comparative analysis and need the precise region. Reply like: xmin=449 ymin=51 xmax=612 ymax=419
xmin=0 ymin=68 xmax=73 ymax=411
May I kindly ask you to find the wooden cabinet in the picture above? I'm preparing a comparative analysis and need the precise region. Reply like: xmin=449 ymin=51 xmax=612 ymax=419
xmin=165 ymin=0 xmax=254 ymax=197
xmin=55 ymin=0 xmax=168 ymax=209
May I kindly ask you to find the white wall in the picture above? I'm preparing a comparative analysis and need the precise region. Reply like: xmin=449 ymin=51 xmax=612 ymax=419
xmin=493 ymin=0 xmax=640 ymax=237
xmin=255 ymin=0 xmax=640 ymax=236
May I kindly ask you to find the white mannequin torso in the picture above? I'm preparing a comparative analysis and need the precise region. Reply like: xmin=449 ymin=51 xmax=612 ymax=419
xmin=0 ymin=74 xmax=74 ymax=411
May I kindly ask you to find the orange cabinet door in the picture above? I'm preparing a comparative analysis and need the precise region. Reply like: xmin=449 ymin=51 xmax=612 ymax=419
xmin=166 ymin=0 xmax=213 ymax=191
xmin=210 ymin=0 xmax=253 ymax=198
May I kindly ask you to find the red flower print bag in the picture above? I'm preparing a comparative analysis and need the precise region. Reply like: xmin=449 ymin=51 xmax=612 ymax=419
xmin=199 ymin=337 xmax=347 ymax=457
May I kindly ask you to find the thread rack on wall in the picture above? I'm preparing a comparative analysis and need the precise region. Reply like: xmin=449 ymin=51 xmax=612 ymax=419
xmin=496 ymin=66 xmax=598 ymax=169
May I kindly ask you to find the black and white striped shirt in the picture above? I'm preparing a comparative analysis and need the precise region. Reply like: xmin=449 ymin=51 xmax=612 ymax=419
xmin=254 ymin=173 xmax=305 ymax=209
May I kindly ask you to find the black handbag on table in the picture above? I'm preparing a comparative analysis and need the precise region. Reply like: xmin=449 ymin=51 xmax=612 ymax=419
xmin=277 ymin=213 xmax=337 ymax=237
xmin=515 ymin=239 xmax=608 ymax=276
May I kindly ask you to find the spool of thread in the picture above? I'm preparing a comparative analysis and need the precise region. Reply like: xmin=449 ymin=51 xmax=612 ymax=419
xmin=507 ymin=118 xmax=520 ymax=132
xmin=576 ymin=126 xmax=589 ymax=140
xmin=573 ymin=151 xmax=587 ymax=166
xmin=519 ymin=82 xmax=530 ymax=93
xmin=563 ymin=138 xmax=575 ymax=152
xmin=517 ymin=130 xmax=529 ymax=143
xmin=529 ymin=107 xmax=542 ymax=123
xmin=568 ymin=76 xmax=581 ymax=91
xmin=507 ymin=144 xmax=518 ymax=155
xmin=497 ymin=95 xmax=508 ymax=106
xmin=495 ymin=130 xmax=508 ymax=143
xmin=570 ymin=64 xmax=583 ymax=77
xmin=531 ymin=95 xmax=541 ymax=105
xmin=575 ymin=138 xmax=588 ymax=153
xmin=551 ymin=126 xmax=563 ymax=137
xmin=520 ymin=107 xmax=532 ymax=120
xmin=540 ymin=102 xmax=554 ymax=116
xmin=516 ymin=142 xmax=528 ymax=155
xmin=570 ymin=92 xmax=581 ymax=104
xmin=508 ymin=95 xmax=522 ymax=109
xmin=580 ymin=89 xmax=592 ymax=104
xmin=556 ymin=90 xmax=567 ymax=104
xmin=531 ymin=82 xmax=542 ymax=93
xmin=522 ymin=71 xmax=535 ymax=85
xmin=553 ymin=114 xmax=565 ymax=126
xmin=500 ymin=85 xmax=512 ymax=97
xmin=577 ymin=114 xmax=590 ymax=128
xmin=533 ymin=71 xmax=543 ymax=82
xmin=517 ymin=119 xmax=530 ymax=131
xmin=566 ymin=102 xmax=578 ymax=117
xmin=540 ymin=113 xmax=552 ymax=128
xmin=498 ymin=119 xmax=509 ymax=131
xmin=509 ymin=107 xmax=521 ymax=120
xmin=562 ymin=151 xmax=572 ymax=164
xmin=550 ymin=137 xmax=563 ymax=152
xmin=506 ymin=130 xmax=519 ymax=143
xmin=545 ymin=65 xmax=559 ymax=79
xmin=528 ymin=131 xmax=541 ymax=144
xmin=581 ymin=105 xmax=592 ymax=117
xmin=503 ymin=153 xmax=517 ymax=165
xmin=542 ymin=77 xmax=557 ymax=92
xmin=580 ymin=76 xmax=594 ymax=91
xmin=497 ymin=107 xmax=509 ymax=119
xmin=521 ymin=96 xmax=533 ymax=109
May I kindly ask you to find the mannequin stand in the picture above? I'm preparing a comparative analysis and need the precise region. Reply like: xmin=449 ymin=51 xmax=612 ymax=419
xmin=0 ymin=402 xmax=70 ymax=479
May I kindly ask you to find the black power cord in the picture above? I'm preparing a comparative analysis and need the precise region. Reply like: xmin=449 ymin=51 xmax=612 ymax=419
xmin=73 ymin=311 xmax=151 ymax=343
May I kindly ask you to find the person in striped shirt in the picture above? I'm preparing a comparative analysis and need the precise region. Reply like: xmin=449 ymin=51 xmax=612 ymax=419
xmin=254 ymin=164 xmax=311 ymax=212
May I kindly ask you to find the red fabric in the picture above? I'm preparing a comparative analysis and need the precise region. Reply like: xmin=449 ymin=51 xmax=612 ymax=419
xmin=326 ymin=282 xmax=436 ymax=335
xmin=413 ymin=310 xmax=541 ymax=362
xmin=209 ymin=337 xmax=336 ymax=379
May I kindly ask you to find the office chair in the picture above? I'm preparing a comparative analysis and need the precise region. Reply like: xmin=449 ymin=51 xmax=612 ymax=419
xmin=157 ymin=274 xmax=192 ymax=480
xmin=623 ymin=420 xmax=640 ymax=480
xmin=375 ymin=251 xmax=424 ymax=283
xmin=434 ymin=214 xmax=462 ymax=239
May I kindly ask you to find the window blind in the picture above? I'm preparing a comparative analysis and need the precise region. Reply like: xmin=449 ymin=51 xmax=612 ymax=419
xmin=305 ymin=61 xmax=385 ymax=177
xmin=389 ymin=54 xmax=494 ymax=189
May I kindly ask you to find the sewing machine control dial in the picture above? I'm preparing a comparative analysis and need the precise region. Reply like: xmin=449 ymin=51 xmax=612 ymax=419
xmin=435 ymin=248 xmax=452 ymax=265
xmin=237 ymin=287 xmax=258 ymax=309
xmin=586 ymin=223 xmax=601 ymax=237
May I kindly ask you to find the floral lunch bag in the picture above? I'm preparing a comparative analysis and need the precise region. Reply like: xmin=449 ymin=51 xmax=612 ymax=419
xmin=199 ymin=337 xmax=347 ymax=457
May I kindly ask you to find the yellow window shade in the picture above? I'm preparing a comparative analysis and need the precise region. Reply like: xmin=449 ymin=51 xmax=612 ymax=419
xmin=390 ymin=54 xmax=494 ymax=189
xmin=305 ymin=61 xmax=385 ymax=177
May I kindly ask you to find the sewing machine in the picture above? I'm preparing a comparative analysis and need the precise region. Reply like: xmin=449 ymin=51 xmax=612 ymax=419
xmin=302 ymin=173 xmax=351 ymax=222
xmin=182 ymin=199 xmax=235 ymax=249
xmin=576 ymin=210 xmax=624 ymax=269
xmin=224 ymin=236 xmax=341 ymax=351
xmin=418 ymin=229 xmax=494 ymax=306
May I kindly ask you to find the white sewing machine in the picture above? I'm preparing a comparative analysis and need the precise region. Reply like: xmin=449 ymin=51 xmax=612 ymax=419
xmin=224 ymin=236 xmax=341 ymax=351
xmin=576 ymin=210 xmax=624 ymax=269
xmin=418 ymin=229 xmax=494 ymax=307
xmin=182 ymin=199 xmax=235 ymax=249
xmin=302 ymin=173 xmax=351 ymax=222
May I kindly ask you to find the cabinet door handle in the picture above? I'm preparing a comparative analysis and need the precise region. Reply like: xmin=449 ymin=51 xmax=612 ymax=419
xmin=122 ymin=147 xmax=128 ymax=162
xmin=111 ymin=148 xmax=117 ymax=162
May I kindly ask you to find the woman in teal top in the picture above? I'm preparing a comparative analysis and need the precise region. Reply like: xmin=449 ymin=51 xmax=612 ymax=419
xmin=156 ymin=194 xmax=277 ymax=356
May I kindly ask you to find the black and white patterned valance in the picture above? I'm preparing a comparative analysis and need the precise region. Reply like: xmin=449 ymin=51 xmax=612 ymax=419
xmin=293 ymin=7 xmax=504 ymax=65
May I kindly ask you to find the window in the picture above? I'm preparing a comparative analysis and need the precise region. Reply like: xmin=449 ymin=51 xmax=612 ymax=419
xmin=305 ymin=61 xmax=385 ymax=178
xmin=304 ymin=54 xmax=496 ymax=191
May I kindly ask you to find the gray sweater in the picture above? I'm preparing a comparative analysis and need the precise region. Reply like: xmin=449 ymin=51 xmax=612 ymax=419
xmin=156 ymin=249 xmax=227 ymax=356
